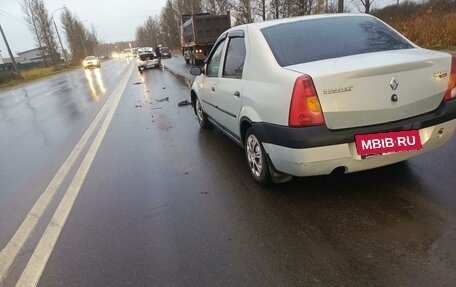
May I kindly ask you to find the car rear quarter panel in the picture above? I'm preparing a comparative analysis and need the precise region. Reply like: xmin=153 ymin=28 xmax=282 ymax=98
xmin=240 ymin=25 xmax=299 ymax=126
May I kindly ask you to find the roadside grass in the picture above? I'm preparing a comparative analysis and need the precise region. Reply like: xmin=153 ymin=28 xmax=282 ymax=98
xmin=0 ymin=65 xmax=79 ymax=89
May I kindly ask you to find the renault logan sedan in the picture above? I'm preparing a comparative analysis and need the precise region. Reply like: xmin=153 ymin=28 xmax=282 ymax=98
xmin=190 ymin=14 xmax=456 ymax=186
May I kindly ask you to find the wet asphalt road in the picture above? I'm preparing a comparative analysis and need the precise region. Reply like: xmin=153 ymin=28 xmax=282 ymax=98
xmin=1 ymin=56 xmax=456 ymax=286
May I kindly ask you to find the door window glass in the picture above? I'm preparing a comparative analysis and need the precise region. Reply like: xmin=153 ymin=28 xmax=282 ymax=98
xmin=223 ymin=37 xmax=246 ymax=79
xmin=206 ymin=40 xmax=225 ymax=77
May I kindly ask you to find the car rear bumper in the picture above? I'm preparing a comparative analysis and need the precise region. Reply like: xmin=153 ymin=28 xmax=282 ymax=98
xmin=138 ymin=60 xmax=159 ymax=68
xmin=263 ymin=118 xmax=456 ymax=177
xmin=254 ymin=100 xmax=456 ymax=149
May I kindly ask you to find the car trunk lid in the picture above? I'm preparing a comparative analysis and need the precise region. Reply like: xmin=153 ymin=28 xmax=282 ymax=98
xmin=286 ymin=49 xmax=452 ymax=129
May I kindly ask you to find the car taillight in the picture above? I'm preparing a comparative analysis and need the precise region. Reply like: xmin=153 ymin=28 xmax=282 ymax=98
xmin=444 ymin=55 xmax=456 ymax=102
xmin=289 ymin=75 xmax=325 ymax=127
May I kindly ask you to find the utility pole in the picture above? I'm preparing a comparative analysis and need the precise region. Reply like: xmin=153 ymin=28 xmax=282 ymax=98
xmin=52 ymin=7 xmax=68 ymax=63
xmin=0 ymin=23 xmax=21 ymax=78
xmin=79 ymin=35 xmax=87 ymax=56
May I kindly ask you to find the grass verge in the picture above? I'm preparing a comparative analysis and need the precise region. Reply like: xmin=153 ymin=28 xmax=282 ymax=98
xmin=0 ymin=65 xmax=79 ymax=89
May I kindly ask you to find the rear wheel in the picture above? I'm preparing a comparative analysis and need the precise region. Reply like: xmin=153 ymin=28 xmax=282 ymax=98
xmin=245 ymin=128 xmax=272 ymax=186
xmin=195 ymin=97 xmax=211 ymax=129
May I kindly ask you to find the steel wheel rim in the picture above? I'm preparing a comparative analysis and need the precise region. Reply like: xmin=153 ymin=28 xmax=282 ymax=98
xmin=196 ymin=98 xmax=204 ymax=123
xmin=246 ymin=135 xmax=263 ymax=178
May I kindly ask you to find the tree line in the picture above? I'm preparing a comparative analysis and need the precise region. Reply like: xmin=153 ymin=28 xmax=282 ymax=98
xmin=373 ymin=0 xmax=456 ymax=49
xmin=135 ymin=0 xmax=341 ymax=49
xmin=21 ymin=0 xmax=100 ymax=67
xmin=135 ymin=0 xmax=456 ymax=50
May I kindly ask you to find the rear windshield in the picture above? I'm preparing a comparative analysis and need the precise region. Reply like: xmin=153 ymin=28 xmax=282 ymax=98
xmin=160 ymin=47 xmax=169 ymax=53
xmin=261 ymin=16 xmax=413 ymax=66
xmin=85 ymin=56 xmax=96 ymax=60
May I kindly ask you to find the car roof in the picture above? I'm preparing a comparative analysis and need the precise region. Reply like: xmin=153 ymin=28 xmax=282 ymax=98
xmin=236 ymin=13 xmax=374 ymax=30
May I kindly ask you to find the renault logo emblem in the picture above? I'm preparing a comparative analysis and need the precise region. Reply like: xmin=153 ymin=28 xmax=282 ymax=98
xmin=390 ymin=77 xmax=399 ymax=90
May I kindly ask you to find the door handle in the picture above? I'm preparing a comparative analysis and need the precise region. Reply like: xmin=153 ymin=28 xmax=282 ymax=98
xmin=211 ymin=87 xmax=215 ymax=92
xmin=233 ymin=91 xmax=240 ymax=97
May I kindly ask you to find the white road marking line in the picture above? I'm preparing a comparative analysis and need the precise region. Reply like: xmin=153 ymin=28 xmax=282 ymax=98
xmin=0 ymin=63 xmax=131 ymax=284
xmin=0 ymin=95 xmax=109 ymax=284
xmin=44 ymin=87 xmax=64 ymax=96
xmin=15 ymin=63 xmax=134 ymax=287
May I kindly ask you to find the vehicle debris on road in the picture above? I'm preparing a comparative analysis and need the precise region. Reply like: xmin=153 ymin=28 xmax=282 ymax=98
xmin=177 ymin=100 xmax=191 ymax=107
xmin=156 ymin=97 xmax=169 ymax=102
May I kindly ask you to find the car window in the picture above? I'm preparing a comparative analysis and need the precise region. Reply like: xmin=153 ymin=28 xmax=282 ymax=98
xmin=206 ymin=40 xmax=225 ymax=77
xmin=261 ymin=16 xmax=413 ymax=66
xmin=85 ymin=56 xmax=96 ymax=60
xmin=223 ymin=37 xmax=246 ymax=79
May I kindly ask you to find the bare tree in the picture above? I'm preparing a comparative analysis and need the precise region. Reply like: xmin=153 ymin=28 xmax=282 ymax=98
xmin=314 ymin=0 xmax=326 ymax=13
xmin=269 ymin=0 xmax=282 ymax=18
xmin=22 ymin=0 xmax=46 ymax=66
xmin=352 ymin=0 xmax=377 ymax=13
xmin=254 ymin=0 xmax=267 ymax=20
xmin=60 ymin=9 xmax=98 ymax=63
xmin=234 ymin=0 xmax=254 ymax=24
xmin=135 ymin=16 xmax=162 ymax=48
xmin=161 ymin=0 xmax=180 ymax=48
xmin=33 ymin=0 xmax=59 ymax=67
xmin=203 ymin=0 xmax=233 ymax=14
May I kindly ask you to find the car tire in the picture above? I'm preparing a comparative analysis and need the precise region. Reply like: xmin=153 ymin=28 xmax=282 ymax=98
xmin=245 ymin=128 xmax=272 ymax=187
xmin=185 ymin=59 xmax=190 ymax=64
xmin=194 ymin=96 xmax=211 ymax=129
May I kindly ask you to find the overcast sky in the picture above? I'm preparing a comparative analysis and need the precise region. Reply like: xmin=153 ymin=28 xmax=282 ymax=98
xmin=1 ymin=0 xmax=403 ymax=58
xmin=0 ymin=0 xmax=166 ymax=58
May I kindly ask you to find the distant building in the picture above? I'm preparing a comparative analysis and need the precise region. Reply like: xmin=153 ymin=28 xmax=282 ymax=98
xmin=17 ymin=47 xmax=48 ymax=63
xmin=0 ymin=56 xmax=21 ymax=72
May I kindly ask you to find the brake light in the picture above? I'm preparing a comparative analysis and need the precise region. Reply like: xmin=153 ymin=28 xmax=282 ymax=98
xmin=444 ymin=55 xmax=456 ymax=102
xmin=289 ymin=75 xmax=325 ymax=127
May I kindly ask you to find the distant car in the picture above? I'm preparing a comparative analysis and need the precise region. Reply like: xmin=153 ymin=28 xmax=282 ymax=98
xmin=137 ymin=50 xmax=159 ymax=71
xmin=83 ymin=56 xmax=100 ymax=69
xmin=160 ymin=46 xmax=171 ymax=58
xmin=190 ymin=14 xmax=456 ymax=186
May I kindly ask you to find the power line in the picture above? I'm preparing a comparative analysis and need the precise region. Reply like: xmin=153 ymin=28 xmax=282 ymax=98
xmin=0 ymin=9 xmax=25 ymax=22
xmin=0 ymin=11 xmax=28 ymax=27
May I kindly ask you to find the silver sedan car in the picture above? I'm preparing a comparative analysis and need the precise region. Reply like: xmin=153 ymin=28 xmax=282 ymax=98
xmin=190 ymin=14 xmax=456 ymax=186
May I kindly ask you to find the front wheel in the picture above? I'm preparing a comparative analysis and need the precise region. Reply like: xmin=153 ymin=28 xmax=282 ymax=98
xmin=194 ymin=97 xmax=211 ymax=129
xmin=245 ymin=128 xmax=272 ymax=186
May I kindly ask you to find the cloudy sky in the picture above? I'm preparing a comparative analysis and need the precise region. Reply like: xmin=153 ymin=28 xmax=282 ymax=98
xmin=0 ymin=0 xmax=166 ymax=58
xmin=1 ymin=0 xmax=404 ymax=58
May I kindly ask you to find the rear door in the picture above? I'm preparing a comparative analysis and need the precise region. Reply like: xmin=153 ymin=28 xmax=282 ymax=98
xmin=216 ymin=31 xmax=246 ymax=138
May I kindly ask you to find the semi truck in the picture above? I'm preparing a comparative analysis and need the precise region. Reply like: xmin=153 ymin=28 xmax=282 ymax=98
xmin=181 ymin=12 xmax=231 ymax=65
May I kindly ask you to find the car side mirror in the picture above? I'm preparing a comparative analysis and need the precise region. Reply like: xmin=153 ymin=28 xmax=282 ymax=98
xmin=190 ymin=66 xmax=203 ymax=76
